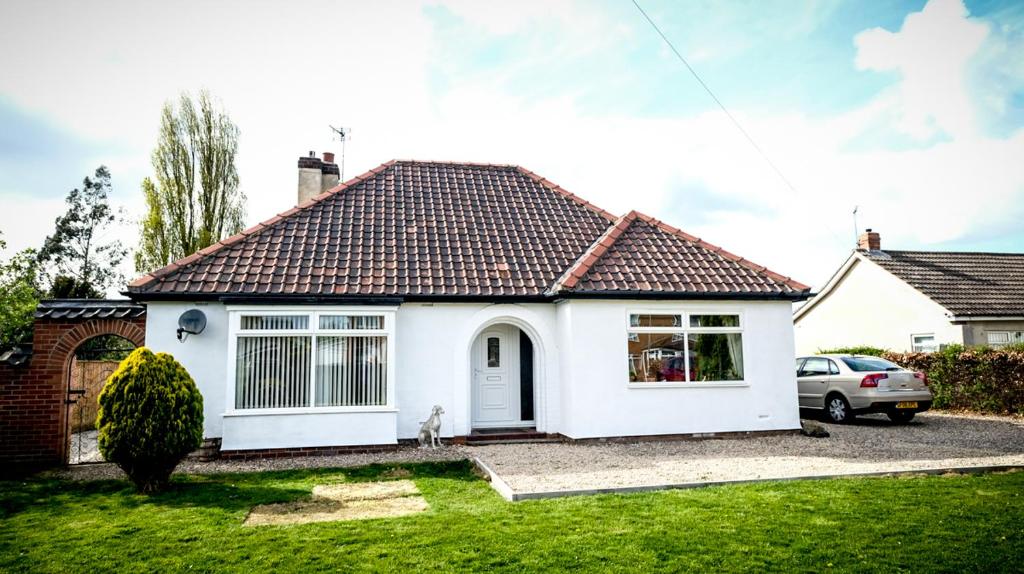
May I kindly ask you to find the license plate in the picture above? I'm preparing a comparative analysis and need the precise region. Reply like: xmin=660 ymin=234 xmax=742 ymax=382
xmin=896 ymin=401 xmax=918 ymax=409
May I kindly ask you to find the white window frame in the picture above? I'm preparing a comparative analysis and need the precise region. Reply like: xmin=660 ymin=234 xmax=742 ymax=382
xmin=986 ymin=331 xmax=1023 ymax=348
xmin=225 ymin=306 xmax=398 ymax=416
xmin=625 ymin=308 xmax=747 ymax=389
xmin=911 ymin=333 xmax=937 ymax=353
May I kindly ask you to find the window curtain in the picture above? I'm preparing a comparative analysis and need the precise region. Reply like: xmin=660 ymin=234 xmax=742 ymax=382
xmin=727 ymin=334 xmax=744 ymax=379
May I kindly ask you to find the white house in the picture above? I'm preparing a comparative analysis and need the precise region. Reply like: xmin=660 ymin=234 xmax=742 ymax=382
xmin=128 ymin=157 xmax=811 ymax=455
xmin=794 ymin=230 xmax=1024 ymax=354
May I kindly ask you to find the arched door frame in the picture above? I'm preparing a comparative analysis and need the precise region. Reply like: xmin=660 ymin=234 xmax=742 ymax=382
xmin=451 ymin=305 xmax=558 ymax=436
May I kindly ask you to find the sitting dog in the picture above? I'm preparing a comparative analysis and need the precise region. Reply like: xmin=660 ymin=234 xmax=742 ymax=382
xmin=417 ymin=405 xmax=445 ymax=449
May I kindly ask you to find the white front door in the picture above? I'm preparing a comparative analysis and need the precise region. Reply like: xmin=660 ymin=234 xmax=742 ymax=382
xmin=472 ymin=325 xmax=521 ymax=427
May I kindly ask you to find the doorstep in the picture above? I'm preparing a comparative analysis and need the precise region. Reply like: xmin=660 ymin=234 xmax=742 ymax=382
xmin=462 ymin=427 xmax=564 ymax=445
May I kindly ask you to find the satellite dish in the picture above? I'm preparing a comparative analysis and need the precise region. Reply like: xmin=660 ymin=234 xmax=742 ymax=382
xmin=177 ymin=309 xmax=207 ymax=342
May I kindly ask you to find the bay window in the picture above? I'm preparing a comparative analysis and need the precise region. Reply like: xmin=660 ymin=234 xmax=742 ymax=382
xmin=627 ymin=311 xmax=745 ymax=385
xmin=229 ymin=308 xmax=395 ymax=411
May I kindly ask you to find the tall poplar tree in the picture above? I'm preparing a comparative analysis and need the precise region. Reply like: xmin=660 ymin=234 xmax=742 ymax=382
xmin=135 ymin=91 xmax=245 ymax=272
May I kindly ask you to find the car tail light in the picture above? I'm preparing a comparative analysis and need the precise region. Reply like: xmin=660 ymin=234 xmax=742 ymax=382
xmin=860 ymin=373 xmax=888 ymax=387
xmin=914 ymin=371 xmax=929 ymax=386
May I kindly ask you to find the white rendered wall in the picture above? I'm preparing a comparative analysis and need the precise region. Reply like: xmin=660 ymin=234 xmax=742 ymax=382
xmin=144 ymin=301 xmax=229 ymax=440
xmin=144 ymin=298 xmax=797 ymax=447
xmin=143 ymin=301 xmax=562 ymax=445
xmin=794 ymin=258 xmax=964 ymax=354
xmin=395 ymin=302 xmax=560 ymax=438
xmin=221 ymin=412 xmax=396 ymax=450
xmin=557 ymin=299 xmax=801 ymax=439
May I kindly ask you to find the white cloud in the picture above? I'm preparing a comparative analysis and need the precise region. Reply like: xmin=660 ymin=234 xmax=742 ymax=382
xmin=854 ymin=0 xmax=989 ymax=140
xmin=1 ymin=0 xmax=1022 ymax=294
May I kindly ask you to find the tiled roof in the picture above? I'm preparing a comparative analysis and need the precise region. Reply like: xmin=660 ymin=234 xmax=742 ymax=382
xmin=35 ymin=299 xmax=146 ymax=320
xmin=861 ymin=250 xmax=1024 ymax=317
xmin=127 ymin=160 xmax=809 ymax=300
xmin=554 ymin=211 xmax=808 ymax=295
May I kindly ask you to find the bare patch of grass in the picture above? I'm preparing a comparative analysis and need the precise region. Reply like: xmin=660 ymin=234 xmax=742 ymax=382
xmin=245 ymin=479 xmax=426 ymax=526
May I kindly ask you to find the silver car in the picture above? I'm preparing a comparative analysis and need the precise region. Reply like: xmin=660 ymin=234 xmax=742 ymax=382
xmin=796 ymin=354 xmax=932 ymax=424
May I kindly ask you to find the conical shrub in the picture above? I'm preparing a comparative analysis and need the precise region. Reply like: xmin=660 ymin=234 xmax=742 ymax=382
xmin=97 ymin=347 xmax=203 ymax=493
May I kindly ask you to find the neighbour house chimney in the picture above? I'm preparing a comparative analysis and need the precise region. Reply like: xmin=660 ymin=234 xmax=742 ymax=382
xmin=297 ymin=151 xmax=323 ymax=204
xmin=857 ymin=228 xmax=881 ymax=251
xmin=320 ymin=151 xmax=340 ymax=192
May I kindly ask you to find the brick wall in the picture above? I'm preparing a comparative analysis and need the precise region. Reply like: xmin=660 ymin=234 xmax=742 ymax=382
xmin=0 ymin=317 xmax=145 ymax=471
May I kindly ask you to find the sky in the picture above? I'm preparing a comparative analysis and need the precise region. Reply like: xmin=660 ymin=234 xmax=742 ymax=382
xmin=1 ymin=0 xmax=1022 ymax=293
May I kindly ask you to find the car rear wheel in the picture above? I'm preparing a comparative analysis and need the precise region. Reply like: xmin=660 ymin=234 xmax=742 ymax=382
xmin=887 ymin=410 xmax=915 ymax=424
xmin=825 ymin=394 xmax=854 ymax=424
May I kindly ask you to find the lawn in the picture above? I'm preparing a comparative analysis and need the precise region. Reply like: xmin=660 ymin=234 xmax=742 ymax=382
xmin=1 ymin=462 xmax=1022 ymax=573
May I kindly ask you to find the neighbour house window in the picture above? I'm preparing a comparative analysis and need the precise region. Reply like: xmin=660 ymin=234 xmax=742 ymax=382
xmin=911 ymin=334 xmax=937 ymax=353
xmin=232 ymin=310 xmax=394 ymax=411
xmin=627 ymin=312 xmax=744 ymax=384
xmin=987 ymin=331 xmax=1023 ymax=348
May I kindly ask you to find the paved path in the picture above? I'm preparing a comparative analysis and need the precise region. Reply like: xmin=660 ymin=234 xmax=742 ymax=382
xmin=68 ymin=430 xmax=103 ymax=464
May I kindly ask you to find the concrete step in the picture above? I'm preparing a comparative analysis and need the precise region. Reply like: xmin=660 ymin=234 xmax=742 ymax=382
xmin=466 ymin=437 xmax=563 ymax=446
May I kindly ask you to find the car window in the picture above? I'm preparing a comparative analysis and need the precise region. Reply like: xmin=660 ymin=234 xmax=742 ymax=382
xmin=840 ymin=356 xmax=902 ymax=372
xmin=795 ymin=358 xmax=805 ymax=376
xmin=799 ymin=357 xmax=829 ymax=377
xmin=828 ymin=360 xmax=840 ymax=375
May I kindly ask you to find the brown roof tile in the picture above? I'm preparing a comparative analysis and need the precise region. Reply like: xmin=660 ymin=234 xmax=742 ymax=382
xmin=555 ymin=211 xmax=808 ymax=295
xmin=127 ymin=160 xmax=809 ymax=299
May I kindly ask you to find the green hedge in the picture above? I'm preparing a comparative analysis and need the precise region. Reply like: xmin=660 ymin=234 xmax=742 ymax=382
xmin=816 ymin=346 xmax=889 ymax=357
xmin=819 ymin=345 xmax=1024 ymax=414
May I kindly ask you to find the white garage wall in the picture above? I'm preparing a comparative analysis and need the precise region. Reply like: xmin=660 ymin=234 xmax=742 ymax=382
xmin=557 ymin=299 xmax=801 ymax=438
xmin=793 ymin=257 xmax=964 ymax=354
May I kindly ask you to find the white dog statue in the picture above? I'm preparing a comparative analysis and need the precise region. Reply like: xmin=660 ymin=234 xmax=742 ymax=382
xmin=417 ymin=405 xmax=445 ymax=449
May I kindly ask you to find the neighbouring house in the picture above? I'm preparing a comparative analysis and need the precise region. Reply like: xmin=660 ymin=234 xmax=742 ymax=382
xmin=125 ymin=156 xmax=810 ymax=455
xmin=794 ymin=229 xmax=1024 ymax=354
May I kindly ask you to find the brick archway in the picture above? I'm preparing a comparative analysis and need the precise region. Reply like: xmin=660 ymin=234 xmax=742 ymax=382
xmin=0 ymin=300 xmax=146 ymax=471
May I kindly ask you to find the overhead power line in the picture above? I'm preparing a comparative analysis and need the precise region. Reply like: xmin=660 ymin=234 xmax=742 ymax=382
xmin=630 ymin=0 xmax=848 ymax=245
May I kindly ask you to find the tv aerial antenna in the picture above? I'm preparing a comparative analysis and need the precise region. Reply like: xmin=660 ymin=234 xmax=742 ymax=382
xmin=852 ymin=206 xmax=859 ymax=246
xmin=329 ymin=125 xmax=351 ymax=181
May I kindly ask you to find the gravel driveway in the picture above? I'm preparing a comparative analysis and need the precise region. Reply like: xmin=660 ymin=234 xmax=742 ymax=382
xmin=54 ymin=412 xmax=1023 ymax=496
xmin=470 ymin=412 xmax=1024 ymax=497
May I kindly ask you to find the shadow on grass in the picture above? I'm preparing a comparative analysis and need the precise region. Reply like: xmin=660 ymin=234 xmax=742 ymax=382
xmin=0 ymin=460 xmax=480 ymax=519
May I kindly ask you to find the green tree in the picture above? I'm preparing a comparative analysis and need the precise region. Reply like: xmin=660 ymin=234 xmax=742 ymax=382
xmin=0 ymin=232 xmax=43 ymax=349
xmin=37 ymin=166 xmax=127 ymax=296
xmin=135 ymin=91 xmax=245 ymax=272
xmin=48 ymin=275 xmax=102 ymax=298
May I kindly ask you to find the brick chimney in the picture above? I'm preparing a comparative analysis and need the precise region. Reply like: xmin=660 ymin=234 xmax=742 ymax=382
xmin=857 ymin=228 xmax=881 ymax=251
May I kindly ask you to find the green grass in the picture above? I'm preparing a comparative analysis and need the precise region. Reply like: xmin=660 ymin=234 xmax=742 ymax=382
xmin=1 ymin=462 xmax=1022 ymax=573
